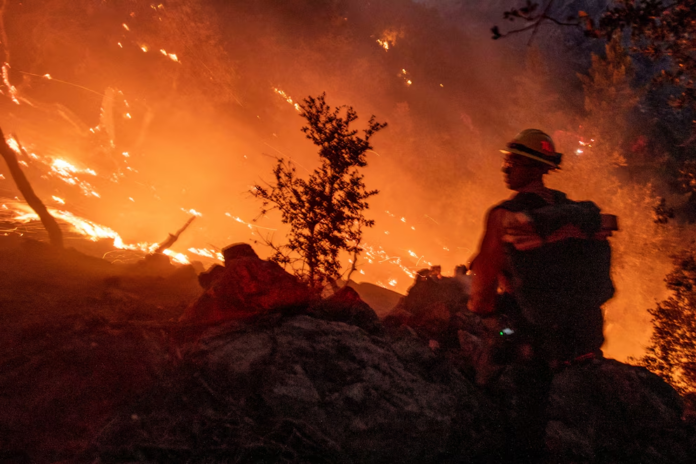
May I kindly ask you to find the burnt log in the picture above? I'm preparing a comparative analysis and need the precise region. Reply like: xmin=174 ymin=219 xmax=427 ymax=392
xmin=0 ymin=128 xmax=63 ymax=248
xmin=154 ymin=215 xmax=196 ymax=254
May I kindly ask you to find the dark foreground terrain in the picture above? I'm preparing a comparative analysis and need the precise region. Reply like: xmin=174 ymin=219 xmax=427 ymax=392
xmin=0 ymin=236 xmax=694 ymax=463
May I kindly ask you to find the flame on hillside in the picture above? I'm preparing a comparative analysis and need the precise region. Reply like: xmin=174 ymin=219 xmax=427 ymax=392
xmin=0 ymin=8 xmax=457 ymax=293
xmin=0 ymin=0 xmax=678 ymax=364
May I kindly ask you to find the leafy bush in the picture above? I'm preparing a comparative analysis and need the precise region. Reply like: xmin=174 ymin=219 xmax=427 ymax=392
xmin=253 ymin=94 xmax=386 ymax=290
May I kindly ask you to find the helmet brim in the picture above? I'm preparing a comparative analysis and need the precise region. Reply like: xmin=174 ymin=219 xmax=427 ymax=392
xmin=500 ymin=148 xmax=561 ymax=169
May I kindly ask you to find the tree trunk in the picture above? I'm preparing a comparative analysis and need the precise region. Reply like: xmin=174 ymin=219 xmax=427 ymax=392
xmin=0 ymin=130 xmax=64 ymax=248
xmin=343 ymin=245 xmax=360 ymax=285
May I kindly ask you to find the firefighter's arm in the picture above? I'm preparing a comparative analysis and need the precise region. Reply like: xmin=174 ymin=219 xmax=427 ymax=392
xmin=468 ymin=208 xmax=507 ymax=316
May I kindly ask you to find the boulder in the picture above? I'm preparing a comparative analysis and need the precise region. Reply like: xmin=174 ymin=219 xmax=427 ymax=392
xmin=545 ymin=359 xmax=692 ymax=463
xmin=345 ymin=281 xmax=403 ymax=318
xmin=94 ymin=315 xmax=502 ymax=463
xmin=180 ymin=244 xmax=313 ymax=323
xmin=92 ymin=314 xmax=695 ymax=463
xmin=222 ymin=242 xmax=258 ymax=263
xmin=401 ymin=275 xmax=468 ymax=318
xmin=383 ymin=304 xmax=413 ymax=325
xmin=309 ymin=286 xmax=383 ymax=334
xmin=385 ymin=273 xmax=469 ymax=340
xmin=197 ymin=263 xmax=224 ymax=289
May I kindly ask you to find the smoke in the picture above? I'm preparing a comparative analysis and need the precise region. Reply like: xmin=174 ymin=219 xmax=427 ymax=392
xmin=0 ymin=0 xmax=682 ymax=360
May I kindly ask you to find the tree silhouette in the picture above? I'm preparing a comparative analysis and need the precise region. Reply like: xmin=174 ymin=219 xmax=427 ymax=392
xmin=252 ymin=94 xmax=386 ymax=290
xmin=642 ymin=248 xmax=696 ymax=397
xmin=493 ymin=1 xmax=696 ymax=111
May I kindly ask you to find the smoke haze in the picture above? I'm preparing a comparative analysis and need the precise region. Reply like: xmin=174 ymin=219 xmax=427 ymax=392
xmin=0 ymin=0 xmax=682 ymax=360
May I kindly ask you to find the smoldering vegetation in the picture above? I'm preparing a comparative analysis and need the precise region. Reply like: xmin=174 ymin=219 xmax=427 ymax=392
xmin=0 ymin=0 xmax=693 ymax=361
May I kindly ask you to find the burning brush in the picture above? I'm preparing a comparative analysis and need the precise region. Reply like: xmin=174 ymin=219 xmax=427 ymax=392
xmin=0 ymin=126 xmax=200 ymax=265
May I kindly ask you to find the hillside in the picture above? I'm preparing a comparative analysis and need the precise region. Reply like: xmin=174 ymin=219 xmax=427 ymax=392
xmin=0 ymin=238 xmax=693 ymax=463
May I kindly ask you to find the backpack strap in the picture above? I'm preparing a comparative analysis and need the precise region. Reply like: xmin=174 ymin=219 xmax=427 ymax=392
xmin=499 ymin=191 xmax=612 ymax=250
xmin=496 ymin=190 xmax=569 ymax=213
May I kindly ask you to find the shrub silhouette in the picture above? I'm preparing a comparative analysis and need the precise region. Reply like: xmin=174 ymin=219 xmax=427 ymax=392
xmin=253 ymin=94 xmax=386 ymax=290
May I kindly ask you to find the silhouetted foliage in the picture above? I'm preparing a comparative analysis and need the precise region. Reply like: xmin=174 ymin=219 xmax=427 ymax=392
xmin=494 ymin=1 xmax=696 ymax=110
xmin=495 ymin=3 xmax=696 ymax=384
xmin=578 ymin=36 xmax=638 ymax=142
xmin=491 ymin=0 xmax=580 ymax=43
xmin=679 ymin=159 xmax=696 ymax=194
xmin=642 ymin=248 xmax=696 ymax=395
xmin=653 ymin=198 xmax=675 ymax=224
xmin=252 ymin=94 xmax=386 ymax=290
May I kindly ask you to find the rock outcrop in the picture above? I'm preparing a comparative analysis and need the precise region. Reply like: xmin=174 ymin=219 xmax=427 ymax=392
xmin=91 ymin=313 xmax=694 ymax=464
xmin=308 ymin=286 xmax=383 ymax=335
xmin=384 ymin=267 xmax=470 ymax=341
xmin=546 ymin=359 xmax=691 ymax=463
xmin=94 ymin=315 xmax=503 ymax=463
xmin=180 ymin=243 xmax=313 ymax=323
xmin=1 ymin=241 xmax=693 ymax=463
xmin=344 ymin=281 xmax=402 ymax=318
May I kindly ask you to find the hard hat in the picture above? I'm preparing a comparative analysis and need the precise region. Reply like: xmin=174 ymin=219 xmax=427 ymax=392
xmin=500 ymin=129 xmax=562 ymax=168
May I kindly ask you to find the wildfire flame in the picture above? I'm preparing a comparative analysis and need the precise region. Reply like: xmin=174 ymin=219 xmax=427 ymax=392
xmin=273 ymin=87 xmax=301 ymax=111
xmin=188 ymin=247 xmax=224 ymax=261
xmin=0 ymin=13 xmax=456 ymax=299
xmin=162 ymin=249 xmax=190 ymax=264
xmin=375 ymin=29 xmax=401 ymax=52
xmin=3 ymin=201 xmax=197 ymax=264
xmin=1 ymin=64 xmax=20 ymax=104
xmin=160 ymin=49 xmax=180 ymax=62
xmin=183 ymin=208 xmax=203 ymax=217
xmin=49 ymin=159 xmax=100 ymax=197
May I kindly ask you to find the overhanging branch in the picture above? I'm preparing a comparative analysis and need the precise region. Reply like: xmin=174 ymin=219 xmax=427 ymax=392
xmin=492 ymin=0 xmax=580 ymax=44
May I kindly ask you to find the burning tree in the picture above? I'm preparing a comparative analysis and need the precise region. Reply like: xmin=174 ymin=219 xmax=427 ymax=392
xmin=642 ymin=248 xmax=696 ymax=398
xmin=252 ymin=94 xmax=386 ymax=290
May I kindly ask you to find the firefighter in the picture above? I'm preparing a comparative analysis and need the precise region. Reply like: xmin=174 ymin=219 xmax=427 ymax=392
xmin=469 ymin=129 xmax=562 ymax=318
xmin=468 ymin=129 xmax=614 ymax=462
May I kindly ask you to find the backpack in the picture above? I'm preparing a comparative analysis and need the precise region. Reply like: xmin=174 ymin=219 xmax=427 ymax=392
xmin=496 ymin=190 xmax=615 ymax=360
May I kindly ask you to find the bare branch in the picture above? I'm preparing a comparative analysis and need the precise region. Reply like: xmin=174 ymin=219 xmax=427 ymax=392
xmin=492 ymin=0 xmax=580 ymax=43
xmin=154 ymin=216 xmax=196 ymax=254
xmin=543 ymin=16 xmax=580 ymax=27
xmin=527 ymin=0 xmax=555 ymax=45
xmin=492 ymin=22 xmax=542 ymax=40
xmin=0 ymin=129 xmax=63 ymax=248
xmin=342 ymin=245 xmax=361 ymax=285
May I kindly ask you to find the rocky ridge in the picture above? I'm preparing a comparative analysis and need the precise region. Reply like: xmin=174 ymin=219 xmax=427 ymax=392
xmin=0 ymin=240 xmax=693 ymax=463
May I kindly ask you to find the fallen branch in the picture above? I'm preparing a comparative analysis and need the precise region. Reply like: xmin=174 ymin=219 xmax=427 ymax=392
xmin=0 ymin=127 xmax=64 ymax=248
xmin=154 ymin=215 xmax=196 ymax=254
